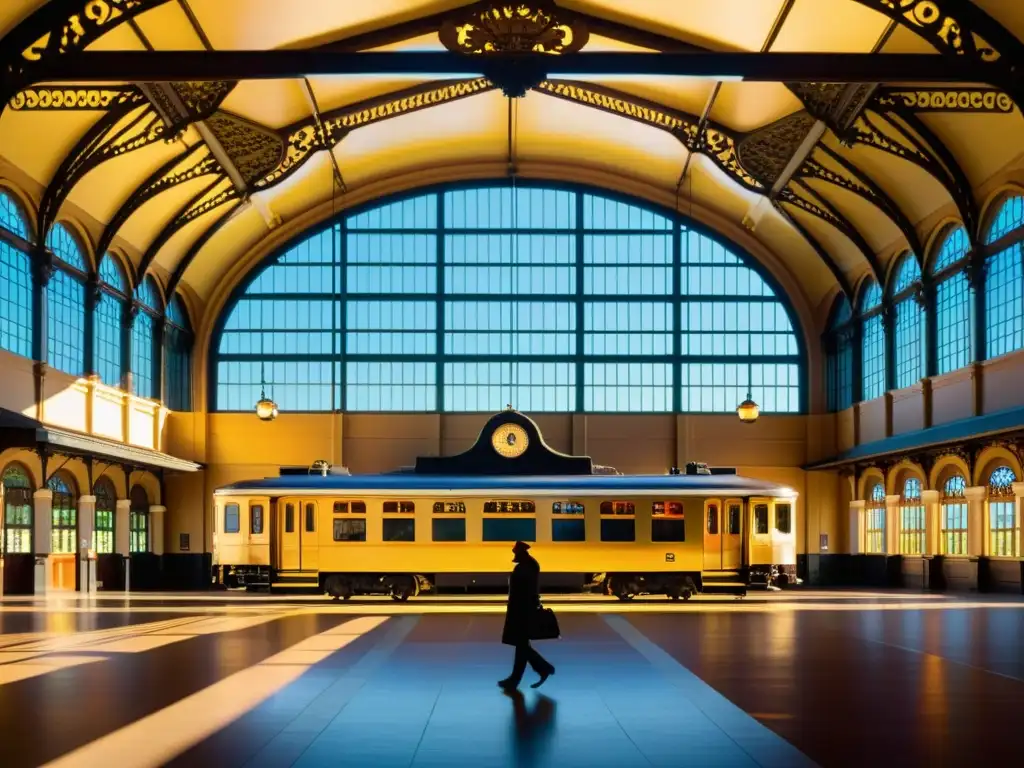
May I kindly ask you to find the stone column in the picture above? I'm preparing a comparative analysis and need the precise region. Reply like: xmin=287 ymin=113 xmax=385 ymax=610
xmin=885 ymin=494 xmax=901 ymax=555
xmin=848 ymin=500 xmax=865 ymax=554
xmin=77 ymin=495 xmax=96 ymax=594
xmin=32 ymin=488 xmax=52 ymax=595
xmin=1014 ymin=482 xmax=1024 ymax=558
xmin=921 ymin=490 xmax=940 ymax=555
xmin=964 ymin=486 xmax=987 ymax=557
xmin=115 ymin=499 xmax=131 ymax=556
xmin=150 ymin=505 xmax=166 ymax=556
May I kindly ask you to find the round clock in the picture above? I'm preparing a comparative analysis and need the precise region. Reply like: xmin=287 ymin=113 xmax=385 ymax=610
xmin=491 ymin=423 xmax=529 ymax=458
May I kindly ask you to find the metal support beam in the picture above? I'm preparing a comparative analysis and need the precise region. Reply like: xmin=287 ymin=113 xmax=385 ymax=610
xmin=20 ymin=51 xmax=1015 ymax=89
xmin=770 ymin=120 xmax=827 ymax=197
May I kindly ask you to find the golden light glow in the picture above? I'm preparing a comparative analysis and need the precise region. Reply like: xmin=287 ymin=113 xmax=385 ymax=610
xmin=737 ymin=397 xmax=760 ymax=424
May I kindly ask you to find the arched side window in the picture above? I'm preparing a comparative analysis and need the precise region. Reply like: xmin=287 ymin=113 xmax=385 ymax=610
xmin=96 ymin=254 xmax=127 ymax=388
xmin=132 ymin=276 xmax=161 ymax=400
xmin=941 ymin=473 xmax=967 ymax=556
xmin=48 ymin=472 xmax=77 ymax=555
xmin=0 ymin=190 xmax=33 ymax=359
xmin=211 ymin=185 xmax=803 ymax=414
xmin=825 ymin=295 xmax=854 ymax=412
xmin=129 ymin=484 xmax=149 ymax=553
xmin=932 ymin=226 xmax=972 ymax=374
xmin=865 ymin=481 xmax=886 ymax=554
xmin=2 ymin=464 xmax=33 ymax=554
xmin=165 ymin=294 xmax=193 ymax=411
xmin=890 ymin=254 xmax=924 ymax=389
xmin=94 ymin=476 xmax=116 ymax=554
xmin=898 ymin=477 xmax=924 ymax=555
xmin=987 ymin=465 xmax=1018 ymax=557
xmin=46 ymin=222 xmax=88 ymax=376
xmin=859 ymin=280 xmax=886 ymax=401
xmin=984 ymin=196 xmax=1024 ymax=359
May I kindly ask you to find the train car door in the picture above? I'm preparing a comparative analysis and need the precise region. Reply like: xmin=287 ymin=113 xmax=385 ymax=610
xmin=278 ymin=500 xmax=300 ymax=570
xmin=722 ymin=499 xmax=743 ymax=570
xmin=702 ymin=499 xmax=723 ymax=570
xmin=300 ymin=499 xmax=320 ymax=571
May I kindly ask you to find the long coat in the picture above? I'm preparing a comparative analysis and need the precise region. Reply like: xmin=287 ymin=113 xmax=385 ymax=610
xmin=502 ymin=553 xmax=540 ymax=646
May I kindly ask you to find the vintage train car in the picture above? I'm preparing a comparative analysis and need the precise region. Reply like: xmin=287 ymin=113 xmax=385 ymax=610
xmin=212 ymin=410 xmax=798 ymax=600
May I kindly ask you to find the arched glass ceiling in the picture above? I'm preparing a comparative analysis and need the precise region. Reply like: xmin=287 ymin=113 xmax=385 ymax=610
xmin=211 ymin=183 xmax=804 ymax=414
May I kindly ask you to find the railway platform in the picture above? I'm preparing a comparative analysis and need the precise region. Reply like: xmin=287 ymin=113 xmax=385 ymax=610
xmin=0 ymin=590 xmax=1021 ymax=767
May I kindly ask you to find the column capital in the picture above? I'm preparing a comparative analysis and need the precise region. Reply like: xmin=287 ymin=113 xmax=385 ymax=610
xmin=964 ymin=486 xmax=988 ymax=501
xmin=1011 ymin=482 xmax=1024 ymax=496
xmin=849 ymin=499 xmax=866 ymax=510
xmin=885 ymin=494 xmax=901 ymax=505
xmin=78 ymin=495 xmax=97 ymax=504
xmin=920 ymin=490 xmax=940 ymax=503
xmin=33 ymin=488 xmax=52 ymax=500
xmin=149 ymin=505 xmax=166 ymax=514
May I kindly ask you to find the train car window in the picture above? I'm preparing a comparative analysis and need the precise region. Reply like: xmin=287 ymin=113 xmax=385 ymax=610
xmin=652 ymin=518 xmax=685 ymax=542
xmin=250 ymin=504 xmax=264 ymax=535
xmin=383 ymin=501 xmax=415 ymax=513
xmin=552 ymin=502 xmax=584 ymax=515
xmin=483 ymin=518 xmax=536 ymax=542
xmin=483 ymin=500 xmax=536 ymax=514
xmin=305 ymin=503 xmax=316 ymax=532
xmin=383 ymin=518 xmax=416 ymax=541
xmin=754 ymin=504 xmax=769 ymax=534
xmin=728 ymin=504 xmax=741 ymax=535
xmin=552 ymin=518 xmax=586 ymax=542
xmin=433 ymin=501 xmax=467 ymax=514
xmin=600 ymin=501 xmax=635 ymax=516
xmin=707 ymin=505 xmax=719 ymax=534
xmin=601 ymin=518 xmax=635 ymax=542
xmin=776 ymin=504 xmax=792 ymax=533
xmin=333 ymin=501 xmax=367 ymax=514
xmin=285 ymin=503 xmax=295 ymax=533
xmin=333 ymin=518 xmax=366 ymax=542
xmin=653 ymin=501 xmax=683 ymax=516
xmin=432 ymin=518 xmax=466 ymax=541
xmin=224 ymin=503 xmax=240 ymax=533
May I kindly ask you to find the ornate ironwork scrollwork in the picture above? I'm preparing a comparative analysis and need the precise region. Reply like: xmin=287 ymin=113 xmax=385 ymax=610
xmin=8 ymin=85 xmax=144 ymax=111
xmin=205 ymin=112 xmax=285 ymax=187
xmin=875 ymin=87 xmax=1015 ymax=114
xmin=439 ymin=1 xmax=589 ymax=55
xmin=736 ymin=112 xmax=817 ymax=188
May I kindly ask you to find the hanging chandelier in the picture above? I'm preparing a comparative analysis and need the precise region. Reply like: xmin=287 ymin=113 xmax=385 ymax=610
xmin=255 ymin=363 xmax=278 ymax=422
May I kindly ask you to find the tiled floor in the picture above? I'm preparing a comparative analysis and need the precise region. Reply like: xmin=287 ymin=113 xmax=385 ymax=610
xmin=0 ymin=591 xmax=1022 ymax=767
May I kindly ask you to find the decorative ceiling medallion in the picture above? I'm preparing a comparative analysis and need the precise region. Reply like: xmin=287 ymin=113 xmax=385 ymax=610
xmin=439 ymin=1 xmax=589 ymax=56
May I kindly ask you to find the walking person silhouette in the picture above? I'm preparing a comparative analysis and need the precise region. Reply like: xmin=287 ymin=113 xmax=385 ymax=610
xmin=499 ymin=540 xmax=555 ymax=690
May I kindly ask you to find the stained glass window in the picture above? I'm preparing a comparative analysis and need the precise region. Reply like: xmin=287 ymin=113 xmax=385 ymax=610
xmin=129 ymin=485 xmax=149 ymax=553
xmin=213 ymin=186 xmax=803 ymax=414
xmin=866 ymin=482 xmax=886 ymax=554
xmin=0 ymin=193 xmax=32 ymax=359
xmin=891 ymin=254 xmax=923 ymax=389
xmin=988 ymin=465 xmax=1018 ymax=557
xmin=898 ymin=477 xmax=925 ymax=555
xmin=94 ymin=477 xmax=116 ymax=554
xmin=826 ymin=296 xmax=853 ymax=412
xmin=96 ymin=254 xmax=127 ymax=388
xmin=941 ymin=473 xmax=967 ymax=556
xmin=2 ymin=464 xmax=33 ymax=554
xmin=48 ymin=473 xmax=77 ymax=555
xmin=985 ymin=197 xmax=1024 ymax=360
xmin=165 ymin=295 xmax=193 ymax=411
xmin=46 ymin=223 xmax=87 ymax=376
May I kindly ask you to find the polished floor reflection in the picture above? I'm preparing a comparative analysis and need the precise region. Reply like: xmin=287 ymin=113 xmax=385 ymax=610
xmin=0 ymin=592 xmax=1020 ymax=767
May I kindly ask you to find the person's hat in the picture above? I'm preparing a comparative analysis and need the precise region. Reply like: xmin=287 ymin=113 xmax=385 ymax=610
xmin=512 ymin=540 xmax=531 ymax=552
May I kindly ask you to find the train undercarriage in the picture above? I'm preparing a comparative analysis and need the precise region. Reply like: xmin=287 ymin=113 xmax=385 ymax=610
xmin=214 ymin=565 xmax=798 ymax=599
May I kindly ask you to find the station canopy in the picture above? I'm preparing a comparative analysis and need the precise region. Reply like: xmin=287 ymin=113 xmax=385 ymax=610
xmin=2 ymin=0 xmax=1022 ymax=315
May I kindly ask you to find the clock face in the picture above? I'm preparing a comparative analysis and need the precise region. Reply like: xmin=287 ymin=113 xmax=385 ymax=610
xmin=491 ymin=423 xmax=529 ymax=458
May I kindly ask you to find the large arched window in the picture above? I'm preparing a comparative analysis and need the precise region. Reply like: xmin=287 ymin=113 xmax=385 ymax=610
xmin=165 ymin=294 xmax=193 ymax=411
xmin=825 ymin=295 xmax=854 ymax=412
xmin=96 ymin=254 xmax=127 ymax=388
xmin=94 ymin=476 xmax=116 ymax=554
xmin=987 ymin=465 xmax=1018 ymax=557
xmin=984 ymin=196 xmax=1024 ymax=359
xmin=129 ymin=484 xmax=149 ymax=553
xmin=0 ymin=190 xmax=33 ymax=359
xmin=132 ymin=277 xmax=161 ymax=400
xmin=941 ymin=473 xmax=967 ymax=556
xmin=211 ymin=185 xmax=803 ymax=413
xmin=890 ymin=254 xmax=924 ymax=389
xmin=865 ymin=481 xmax=886 ymax=554
xmin=2 ymin=464 xmax=33 ymax=554
xmin=898 ymin=476 xmax=924 ymax=554
xmin=932 ymin=226 xmax=972 ymax=374
xmin=46 ymin=222 xmax=87 ymax=376
xmin=859 ymin=280 xmax=885 ymax=401
xmin=48 ymin=472 xmax=77 ymax=555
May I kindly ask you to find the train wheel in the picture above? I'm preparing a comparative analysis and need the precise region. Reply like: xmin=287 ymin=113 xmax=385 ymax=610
xmin=390 ymin=576 xmax=417 ymax=602
xmin=666 ymin=586 xmax=681 ymax=601
xmin=682 ymin=589 xmax=693 ymax=601
xmin=325 ymin=575 xmax=352 ymax=601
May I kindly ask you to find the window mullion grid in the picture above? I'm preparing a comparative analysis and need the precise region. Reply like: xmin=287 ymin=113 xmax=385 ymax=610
xmin=672 ymin=223 xmax=682 ymax=413
xmin=337 ymin=221 xmax=346 ymax=412
xmin=437 ymin=193 xmax=446 ymax=413
xmin=575 ymin=191 xmax=585 ymax=413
